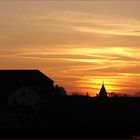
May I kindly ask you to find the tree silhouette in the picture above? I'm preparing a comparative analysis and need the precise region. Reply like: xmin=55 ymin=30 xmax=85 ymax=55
xmin=54 ymin=85 xmax=67 ymax=96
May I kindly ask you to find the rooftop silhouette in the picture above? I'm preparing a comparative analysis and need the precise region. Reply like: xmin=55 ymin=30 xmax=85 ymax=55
xmin=0 ymin=70 xmax=56 ymax=106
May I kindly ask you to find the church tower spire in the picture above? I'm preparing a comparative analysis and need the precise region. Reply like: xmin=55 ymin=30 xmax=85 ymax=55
xmin=98 ymin=81 xmax=107 ymax=98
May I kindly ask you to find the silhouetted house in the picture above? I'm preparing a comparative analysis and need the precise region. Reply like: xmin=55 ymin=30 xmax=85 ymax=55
xmin=98 ymin=83 xmax=107 ymax=98
xmin=0 ymin=70 xmax=55 ymax=107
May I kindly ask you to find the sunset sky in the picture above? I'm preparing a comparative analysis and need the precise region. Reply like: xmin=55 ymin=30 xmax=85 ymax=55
xmin=0 ymin=0 xmax=140 ymax=96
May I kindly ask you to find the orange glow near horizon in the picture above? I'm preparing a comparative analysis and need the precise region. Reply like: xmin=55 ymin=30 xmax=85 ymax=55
xmin=0 ymin=1 xmax=140 ymax=96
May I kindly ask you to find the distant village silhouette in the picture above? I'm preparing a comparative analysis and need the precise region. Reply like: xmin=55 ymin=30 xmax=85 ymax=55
xmin=0 ymin=70 xmax=140 ymax=137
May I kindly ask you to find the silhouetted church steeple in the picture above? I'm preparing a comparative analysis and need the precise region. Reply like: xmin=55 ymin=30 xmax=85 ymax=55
xmin=98 ymin=81 xmax=107 ymax=98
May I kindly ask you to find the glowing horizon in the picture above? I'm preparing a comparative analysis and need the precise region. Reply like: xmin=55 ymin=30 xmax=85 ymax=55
xmin=0 ymin=1 xmax=140 ymax=96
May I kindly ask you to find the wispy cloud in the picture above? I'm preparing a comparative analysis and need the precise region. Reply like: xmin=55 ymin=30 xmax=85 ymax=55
xmin=0 ymin=46 xmax=137 ymax=95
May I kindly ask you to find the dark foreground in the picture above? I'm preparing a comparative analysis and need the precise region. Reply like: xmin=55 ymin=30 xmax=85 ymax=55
xmin=1 ymin=96 xmax=140 ymax=138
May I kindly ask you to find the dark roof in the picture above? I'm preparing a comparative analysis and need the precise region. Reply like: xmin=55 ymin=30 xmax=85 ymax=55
xmin=0 ymin=69 xmax=53 ymax=81
xmin=99 ymin=84 xmax=107 ymax=97
xmin=0 ymin=70 xmax=54 ymax=95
